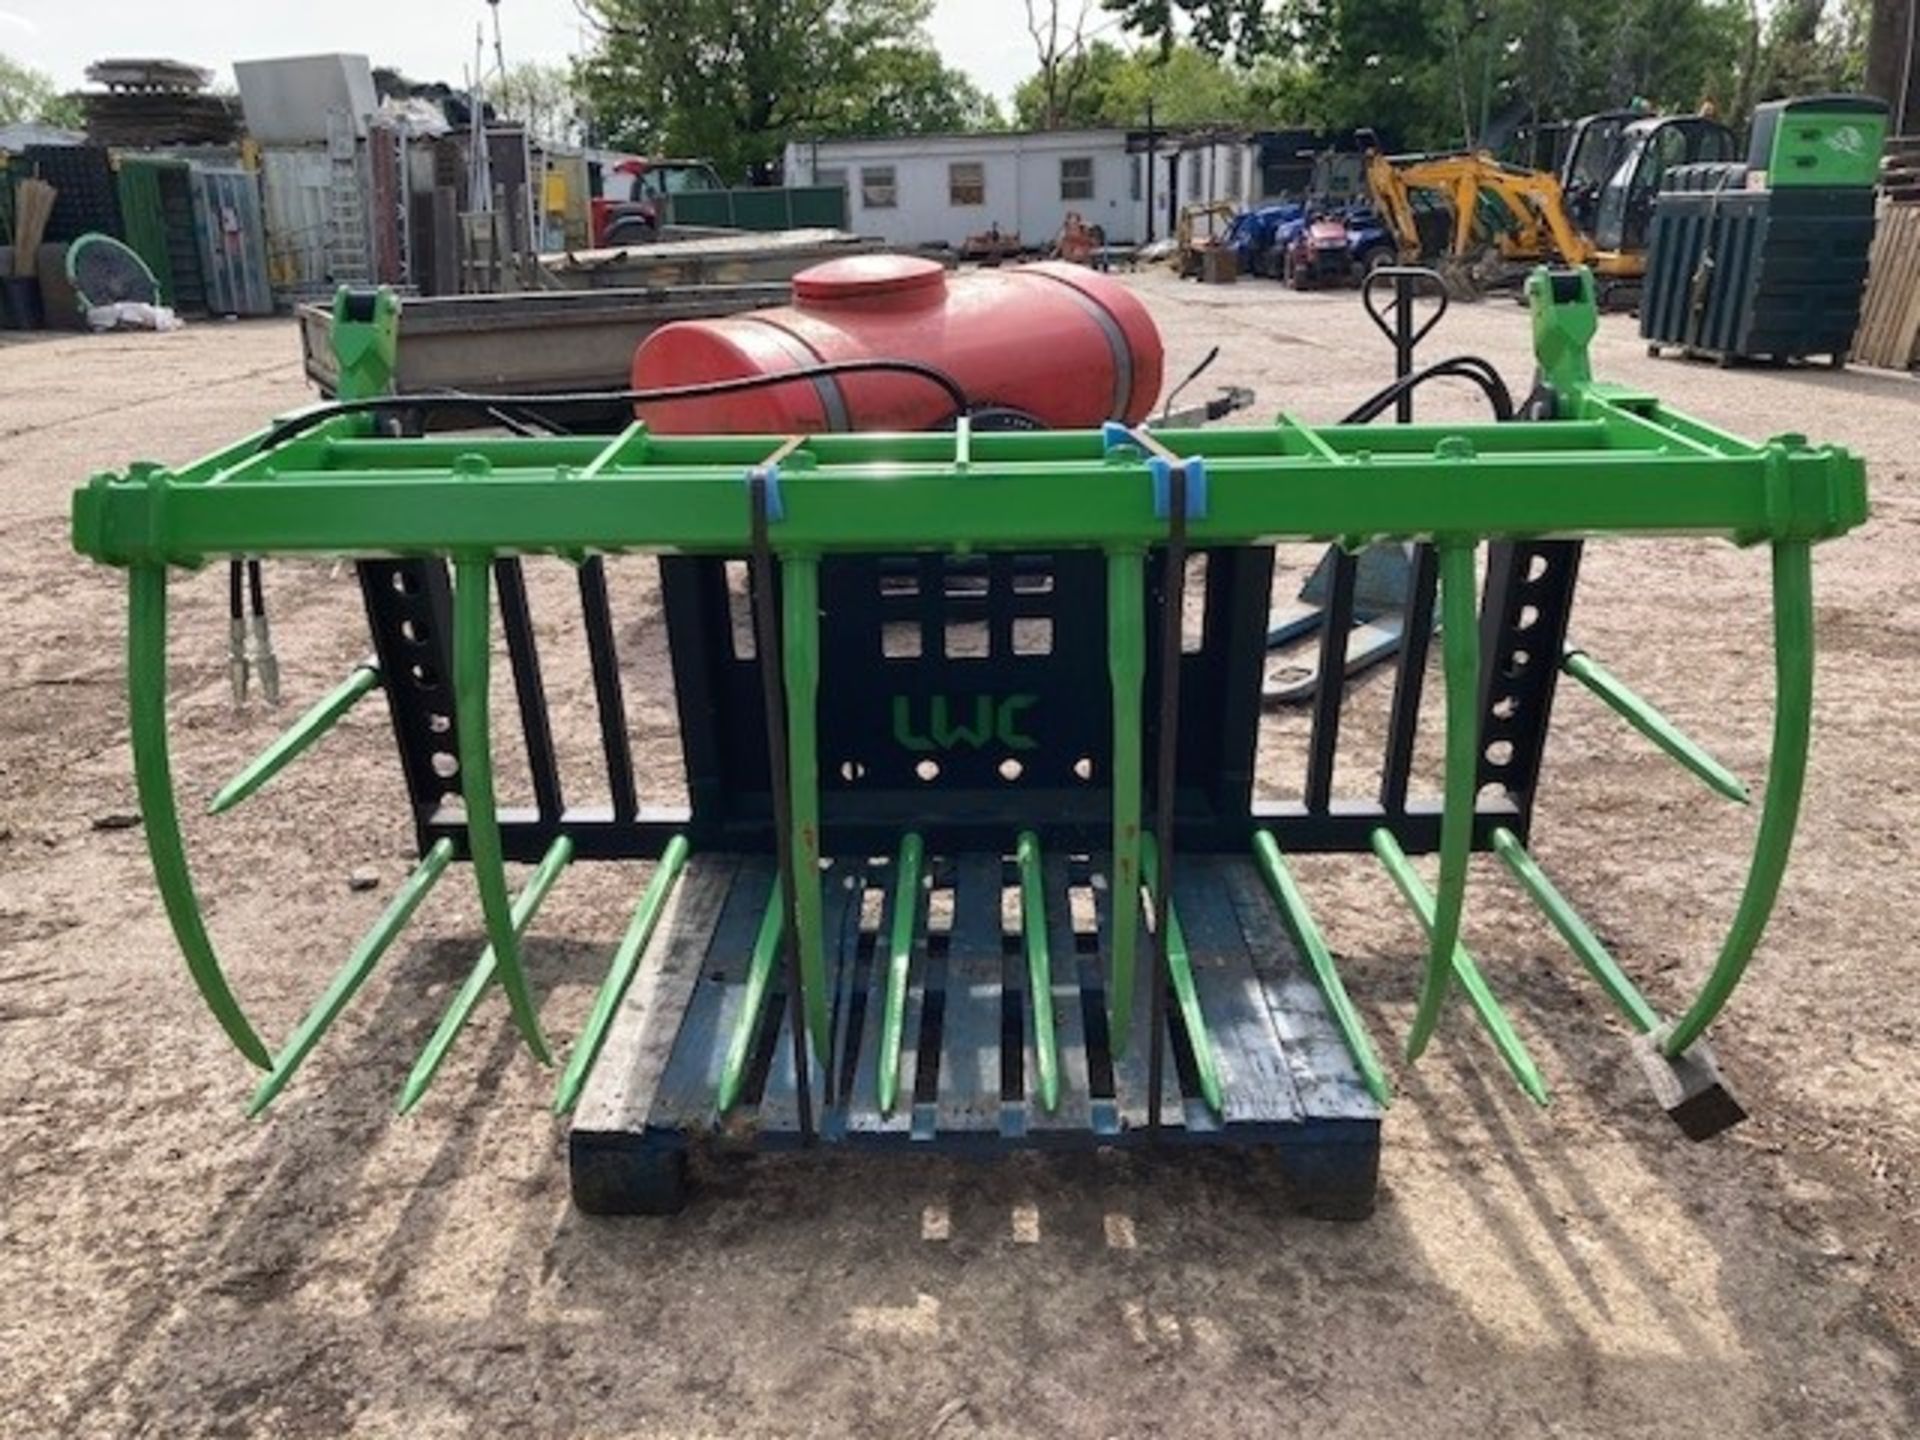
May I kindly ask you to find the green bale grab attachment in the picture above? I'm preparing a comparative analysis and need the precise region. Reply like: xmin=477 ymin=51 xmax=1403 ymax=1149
xmin=71 ymin=271 xmax=1867 ymax=1215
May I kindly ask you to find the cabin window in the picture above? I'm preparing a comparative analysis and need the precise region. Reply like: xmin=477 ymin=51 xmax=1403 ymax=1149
xmin=949 ymin=161 xmax=986 ymax=206
xmin=860 ymin=166 xmax=898 ymax=209
xmin=1060 ymin=156 xmax=1094 ymax=201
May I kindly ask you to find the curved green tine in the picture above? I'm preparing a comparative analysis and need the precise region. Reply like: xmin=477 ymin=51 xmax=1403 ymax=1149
xmin=1405 ymin=540 xmax=1481 ymax=1061
xmin=398 ymin=835 xmax=572 ymax=1113
xmin=1560 ymin=648 xmax=1750 ymax=805
xmin=128 ymin=564 xmax=273 ymax=1069
xmin=1138 ymin=833 xmax=1223 ymax=1116
xmin=1016 ymin=832 xmax=1062 ymax=1114
xmin=1664 ymin=540 xmax=1814 ymax=1056
xmin=1373 ymin=828 xmax=1549 ymax=1105
xmin=249 ymin=839 xmax=455 ymax=1116
xmin=451 ymin=553 xmax=551 ymax=1065
xmin=876 ymin=831 xmax=924 ymax=1116
xmin=1490 ymin=827 xmax=1661 ymax=1035
xmin=780 ymin=554 xmax=833 ymax=1068
xmin=554 ymin=834 xmax=691 ymax=1114
xmin=1251 ymin=830 xmax=1392 ymax=1106
xmin=208 ymin=664 xmax=381 ymax=815
xmin=1106 ymin=547 xmax=1147 ymax=1057
xmin=717 ymin=875 xmax=785 ymax=1114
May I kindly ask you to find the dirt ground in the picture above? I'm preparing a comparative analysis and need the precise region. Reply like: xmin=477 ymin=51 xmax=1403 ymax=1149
xmin=2 ymin=272 xmax=1917 ymax=1438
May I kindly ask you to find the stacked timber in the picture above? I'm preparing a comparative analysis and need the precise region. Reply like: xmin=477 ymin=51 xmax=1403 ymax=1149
xmin=540 ymin=227 xmax=890 ymax=290
xmin=1852 ymin=138 xmax=1920 ymax=371
xmin=80 ymin=58 xmax=238 ymax=147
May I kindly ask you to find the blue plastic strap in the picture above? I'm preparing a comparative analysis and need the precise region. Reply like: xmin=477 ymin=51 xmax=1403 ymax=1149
xmin=1150 ymin=456 xmax=1208 ymax=521
xmin=747 ymin=463 xmax=784 ymax=522
xmin=1102 ymin=421 xmax=1134 ymax=454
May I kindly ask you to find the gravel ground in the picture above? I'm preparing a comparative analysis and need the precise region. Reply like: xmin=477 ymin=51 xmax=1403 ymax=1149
xmin=2 ymin=274 xmax=1917 ymax=1438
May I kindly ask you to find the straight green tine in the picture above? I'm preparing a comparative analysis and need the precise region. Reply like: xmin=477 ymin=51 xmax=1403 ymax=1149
xmin=208 ymin=664 xmax=381 ymax=815
xmin=1372 ymin=828 xmax=1549 ymax=1106
xmin=780 ymin=554 xmax=833 ymax=1069
xmin=1405 ymin=540 xmax=1480 ymax=1062
xmin=1490 ymin=827 xmax=1661 ymax=1035
xmin=876 ymin=831 xmax=924 ymax=1116
xmin=1251 ymin=830 xmax=1392 ymax=1106
xmin=1665 ymin=540 xmax=1816 ymax=1056
xmin=1561 ymin=648 xmax=1750 ymax=804
xmin=397 ymin=835 xmax=573 ymax=1114
xmin=1139 ymin=833 xmax=1223 ymax=1116
xmin=451 ymin=553 xmax=551 ymax=1065
xmin=249 ymin=839 xmax=455 ymax=1116
xmin=1016 ymin=831 xmax=1062 ymax=1113
xmin=128 ymin=563 xmax=273 ymax=1069
xmin=1105 ymin=547 xmax=1146 ymax=1057
xmin=553 ymin=834 xmax=691 ymax=1114
xmin=717 ymin=875 xmax=785 ymax=1114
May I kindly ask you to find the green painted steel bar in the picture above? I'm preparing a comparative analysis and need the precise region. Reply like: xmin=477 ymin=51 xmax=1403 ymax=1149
xmin=1405 ymin=540 xmax=1481 ymax=1062
xmin=72 ymin=440 xmax=1867 ymax=568
xmin=398 ymin=835 xmax=573 ymax=1113
xmin=553 ymin=834 xmax=691 ymax=1114
xmin=1665 ymin=540 xmax=1816 ymax=1056
xmin=207 ymin=664 xmax=381 ymax=815
xmin=1561 ymin=648 xmax=1750 ymax=804
xmin=780 ymin=553 xmax=832 ymax=1067
xmin=1490 ymin=828 xmax=1661 ymax=1034
xmin=876 ymin=831 xmax=924 ymax=1116
xmin=1138 ymin=833 xmax=1224 ymax=1116
xmin=451 ymin=553 xmax=552 ymax=1064
xmin=128 ymin=563 xmax=273 ymax=1069
xmin=1105 ymin=547 xmax=1147 ymax=1056
xmin=1372 ymin=829 xmax=1550 ymax=1106
xmin=717 ymin=876 xmax=786 ymax=1114
xmin=248 ymin=839 xmax=455 ymax=1116
xmin=1015 ymin=831 xmax=1062 ymax=1113
xmin=1251 ymin=830 xmax=1393 ymax=1105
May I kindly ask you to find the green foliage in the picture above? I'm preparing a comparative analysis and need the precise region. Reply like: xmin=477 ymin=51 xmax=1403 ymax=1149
xmin=494 ymin=61 xmax=585 ymax=146
xmin=1010 ymin=40 xmax=1268 ymax=127
xmin=1102 ymin=0 xmax=1875 ymax=147
xmin=575 ymin=0 xmax=999 ymax=181
xmin=0 ymin=52 xmax=80 ymax=129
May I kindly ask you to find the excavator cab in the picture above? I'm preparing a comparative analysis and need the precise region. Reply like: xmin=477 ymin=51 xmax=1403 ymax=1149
xmin=1592 ymin=116 xmax=1737 ymax=253
xmin=1558 ymin=110 xmax=1640 ymax=233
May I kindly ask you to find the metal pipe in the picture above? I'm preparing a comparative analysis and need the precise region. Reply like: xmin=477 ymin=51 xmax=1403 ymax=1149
xmin=1372 ymin=828 xmax=1549 ymax=1105
xmin=129 ymin=563 xmax=272 ymax=1068
xmin=1251 ymin=830 xmax=1391 ymax=1105
xmin=397 ymin=834 xmax=573 ymax=1113
xmin=249 ymin=839 xmax=455 ymax=1115
xmin=1490 ymin=827 xmax=1660 ymax=1034
xmin=1665 ymin=540 xmax=1815 ymax=1055
xmin=1561 ymin=647 xmax=1750 ymax=804
xmin=1105 ymin=547 xmax=1147 ymax=1056
xmin=451 ymin=554 xmax=552 ymax=1064
xmin=553 ymin=834 xmax=691 ymax=1114
xmin=1405 ymin=540 xmax=1480 ymax=1060
xmin=876 ymin=831 xmax=924 ymax=1116
xmin=1016 ymin=831 xmax=1062 ymax=1113
xmin=207 ymin=664 xmax=381 ymax=815
xmin=717 ymin=875 xmax=786 ymax=1113
xmin=1139 ymin=833 xmax=1224 ymax=1116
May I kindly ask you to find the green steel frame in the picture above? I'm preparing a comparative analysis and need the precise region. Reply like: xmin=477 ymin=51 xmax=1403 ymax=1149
xmin=70 ymin=270 xmax=1868 ymax=1122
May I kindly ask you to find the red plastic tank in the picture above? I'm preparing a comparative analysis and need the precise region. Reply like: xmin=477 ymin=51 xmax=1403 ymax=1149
xmin=630 ymin=254 xmax=1165 ymax=434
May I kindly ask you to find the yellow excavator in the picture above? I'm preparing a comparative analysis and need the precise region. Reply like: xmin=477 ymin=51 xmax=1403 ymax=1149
xmin=1361 ymin=113 xmax=1736 ymax=299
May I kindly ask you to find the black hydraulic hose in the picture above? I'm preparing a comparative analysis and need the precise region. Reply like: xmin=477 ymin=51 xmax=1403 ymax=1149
xmin=1339 ymin=354 xmax=1516 ymax=425
xmin=257 ymin=357 xmax=975 ymax=452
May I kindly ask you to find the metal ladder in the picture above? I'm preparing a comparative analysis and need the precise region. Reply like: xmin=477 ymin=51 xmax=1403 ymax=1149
xmin=324 ymin=108 xmax=370 ymax=287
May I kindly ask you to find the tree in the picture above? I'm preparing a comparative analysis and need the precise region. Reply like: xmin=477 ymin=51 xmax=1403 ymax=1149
xmin=1011 ymin=41 xmax=1262 ymax=128
xmin=493 ymin=61 xmax=585 ymax=146
xmin=573 ymin=0 xmax=997 ymax=181
xmin=1024 ymin=1 xmax=1099 ymax=128
xmin=0 ymin=53 xmax=81 ymax=129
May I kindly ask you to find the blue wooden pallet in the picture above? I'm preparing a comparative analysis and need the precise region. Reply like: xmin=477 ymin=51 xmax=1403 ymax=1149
xmin=569 ymin=850 xmax=1381 ymax=1218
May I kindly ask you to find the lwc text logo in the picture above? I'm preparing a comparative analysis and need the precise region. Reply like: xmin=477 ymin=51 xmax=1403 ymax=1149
xmin=892 ymin=694 xmax=1039 ymax=752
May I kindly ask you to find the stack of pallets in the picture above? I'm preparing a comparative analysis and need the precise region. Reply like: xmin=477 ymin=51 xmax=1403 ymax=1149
xmin=1852 ymin=137 xmax=1920 ymax=371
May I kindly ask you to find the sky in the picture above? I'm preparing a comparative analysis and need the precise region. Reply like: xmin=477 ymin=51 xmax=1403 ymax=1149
xmin=0 ymin=0 xmax=1077 ymax=105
